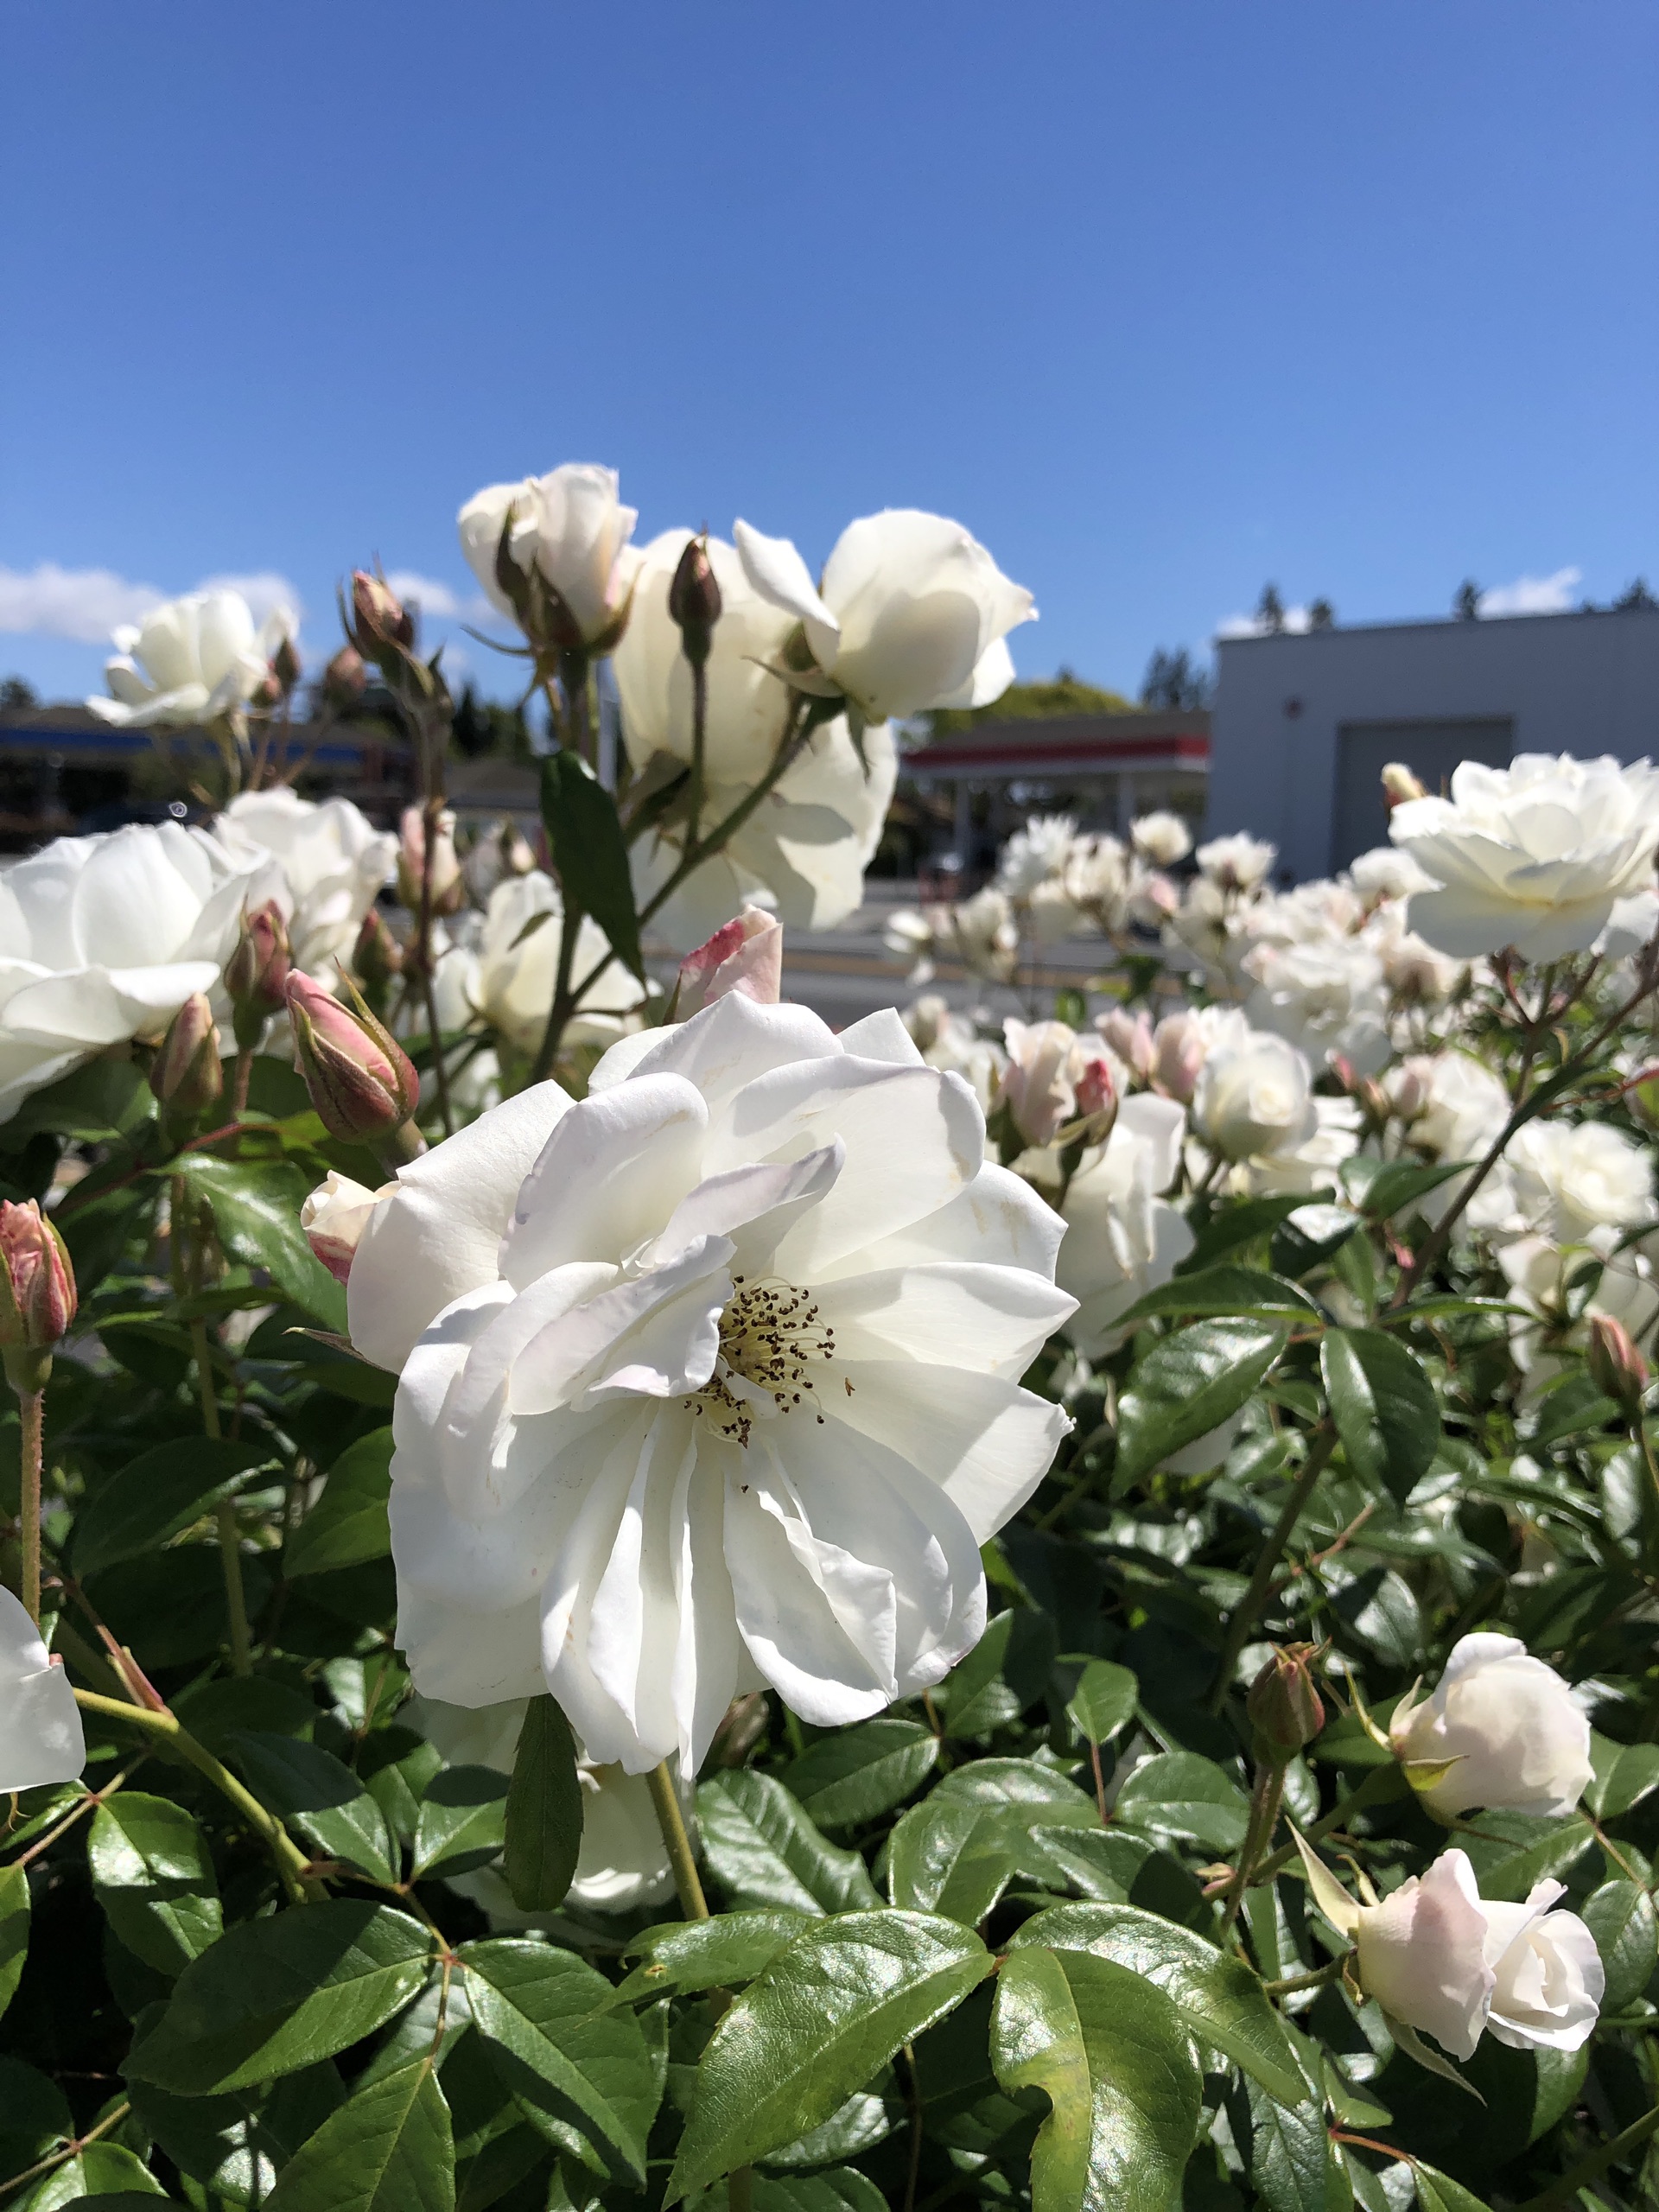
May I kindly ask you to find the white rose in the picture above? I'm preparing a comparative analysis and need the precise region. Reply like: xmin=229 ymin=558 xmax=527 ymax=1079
xmin=1057 ymin=1093 xmax=1192 ymax=1355
xmin=1243 ymin=937 xmax=1391 ymax=1077
xmin=219 ymin=790 xmax=395 ymax=974
xmin=473 ymin=873 xmax=647 ymax=1055
xmin=1130 ymin=811 xmax=1192 ymax=868
xmin=410 ymin=1697 xmax=681 ymax=1913
xmin=459 ymin=464 xmax=641 ymax=650
xmin=349 ymin=993 xmax=1075 ymax=1771
xmin=0 ymin=1585 xmax=84 ymax=1793
xmin=1412 ymin=1052 xmax=1510 ymax=1160
xmin=631 ymin=717 xmax=897 ymax=954
xmin=1505 ymin=1118 xmax=1655 ymax=1245
xmin=1389 ymin=1633 xmax=1593 ymax=1817
xmin=302 ymin=1170 xmax=394 ymax=1286
xmin=88 ymin=588 xmax=295 ymax=729
xmin=998 ymin=816 xmax=1077 ymax=897
xmin=734 ymin=510 xmax=1036 ymax=723
xmin=1390 ymin=753 xmax=1659 ymax=960
xmin=1351 ymin=1848 xmax=1600 ymax=2060
xmin=614 ymin=531 xmax=797 ymax=784
xmin=1361 ymin=899 xmax=1466 ymax=1005
xmin=1191 ymin=1013 xmax=1317 ymax=1162
xmin=1246 ymin=1095 xmax=1363 ymax=1198
xmin=997 ymin=1019 xmax=1109 ymax=1149
xmin=1347 ymin=845 xmax=1434 ymax=906
xmin=0 ymin=823 xmax=272 ymax=1122
xmin=913 ymin=1013 xmax=1006 ymax=1117
xmin=1195 ymin=832 xmax=1275 ymax=893
xmin=1096 ymin=1007 xmax=1154 ymax=1084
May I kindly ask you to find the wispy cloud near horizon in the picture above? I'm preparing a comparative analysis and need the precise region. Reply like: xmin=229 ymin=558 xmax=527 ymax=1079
xmin=0 ymin=562 xmax=305 ymax=646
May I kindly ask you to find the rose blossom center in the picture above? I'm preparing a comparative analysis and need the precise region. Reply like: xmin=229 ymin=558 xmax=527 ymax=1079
xmin=684 ymin=1274 xmax=838 ymax=1447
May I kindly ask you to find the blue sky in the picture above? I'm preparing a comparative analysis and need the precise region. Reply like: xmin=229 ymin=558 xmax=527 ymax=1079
xmin=2 ymin=3 xmax=1655 ymax=707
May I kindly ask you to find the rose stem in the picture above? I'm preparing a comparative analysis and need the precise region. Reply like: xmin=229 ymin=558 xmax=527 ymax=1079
xmin=645 ymin=1760 xmax=709 ymax=1920
xmin=1207 ymin=1425 xmax=1338 ymax=1715
xmin=16 ymin=1384 xmax=42 ymax=1625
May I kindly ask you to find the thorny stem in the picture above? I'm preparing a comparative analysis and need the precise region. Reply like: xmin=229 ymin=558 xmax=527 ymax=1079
xmin=232 ymin=1048 xmax=253 ymax=1118
xmin=71 ymin=1688 xmax=322 ymax=1904
xmin=417 ymin=781 xmax=455 ymax=1141
xmin=1218 ymin=1757 xmax=1287 ymax=1937
xmin=16 ymin=1389 xmax=41 ymax=1625
xmin=1208 ymin=1426 xmax=1338 ymax=1713
xmin=188 ymin=1313 xmax=251 ymax=1677
xmin=0 ymin=2101 xmax=130 ymax=2201
xmin=645 ymin=1760 xmax=709 ymax=1920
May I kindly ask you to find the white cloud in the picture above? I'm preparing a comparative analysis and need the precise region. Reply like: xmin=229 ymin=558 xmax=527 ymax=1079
xmin=0 ymin=563 xmax=164 ymax=643
xmin=199 ymin=569 xmax=304 ymax=632
xmin=1478 ymin=566 xmax=1582 ymax=617
xmin=385 ymin=569 xmax=491 ymax=625
xmin=1215 ymin=603 xmax=1315 ymax=640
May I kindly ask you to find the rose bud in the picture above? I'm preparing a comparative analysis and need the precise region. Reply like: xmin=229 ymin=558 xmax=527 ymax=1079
xmin=352 ymin=570 xmax=415 ymax=653
xmin=1096 ymin=1007 xmax=1154 ymax=1083
xmin=272 ymin=632 xmax=302 ymax=696
xmin=397 ymin=805 xmax=463 ymax=915
xmin=287 ymin=971 xmax=421 ymax=1149
xmin=1247 ymin=1643 xmax=1326 ymax=1754
xmin=0 ymin=1200 xmax=77 ymax=1392
xmin=1381 ymin=761 xmax=1427 ymax=808
xmin=225 ymin=901 xmax=292 ymax=1049
xmin=301 ymin=1170 xmax=391 ymax=1286
xmin=149 ymin=992 xmax=225 ymax=1135
xmin=667 ymin=534 xmax=722 ymax=668
xmin=322 ymin=643 xmax=369 ymax=712
xmin=353 ymin=908 xmax=404 ymax=1010
xmin=1588 ymin=1313 xmax=1650 ymax=1415
xmin=1069 ymin=1054 xmax=1118 ymax=1148
xmin=675 ymin=906 xmax=782 ymax=1018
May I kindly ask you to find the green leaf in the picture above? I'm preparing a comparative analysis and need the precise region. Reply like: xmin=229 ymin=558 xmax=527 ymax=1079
xmin=460 ymin=1939 xmax=658 ymax=2185
xmin=88 ymin=1795 xmax=221 ymax=1978
xmin=1117 ymin=1266 xmax=1319 ymax=1327
xmin=1028 ymin=1827 xmax=1209 ymax=1925
xmin=931 ymin=1760 xmax=1101 ymax=1885
xmin=696 ymin=1770 xmax=881 ymax=1915
xmin=503 ymin=1695 xmax=583 ymax=1913
xmin=285 ymin=1429 xmax=393 ymax=1576
xmin=989 ymin=1945 xmax=1202 ymax=2212
xmin=1114 ymin=1319 xmax=1287 ymax=1490
xmin=1320 ymin=1329 xmax=1440 ymax=1503
xmin=1066 ymin=1660 xmax=1139 ymax=1748
xmin=1182 ymin=1194 xmax=1310 ymax=1271
xmin=938 ymin=1606 xmax=1058 ymax=1737
xmin=888 ymin=1798 xmax=1016 ymax=1927
xmin=1585 ymin=1732 xmax=1659 ymax=1819
xmin=266 ymin=2058 xmax=454 ymax=2212
xmin=74 ymin=1437 xmax=281 ymax=1577
xmin=1113 ymin=1752 xmax=1249 ymax=1852
xmin=1456 ymin=1810 xmax=1597 ymax=1902
xmin=415 ymin=1767 xmax=507 ymax=1879
xmin=749 ymin=2166 xmax=888 ymax=2210
xmin=668 ymin=1910 xmax=993 ymax=2201
xmin=1239 ymin=2075 xmax=1348 ymax=2212
xmin=1009 ymin=1903 xmax=1305 ymax=2107
xmin=1355 ymin=1158 xmax=1471 ymax=1222
xmin=540 ymin=752 xmax=644 ymax=982
xmin=1527 ymin=1370 xmax=1619 ymax=1449
xmin=1270 ymin=1203 xmax=1361 ymax=1279
xmin=3 ymin=1056 xmax=154 ymax=1145
xmin=231 ymin=1733 xmax=400 ymax=1886
xmin=0 ymin=1862 xmax=29 ymax=2022
xmin=1413 ymin=2164 xmax=1494 ymax=2212
xmin=172 ymin=1154 xmax=346 ymax=1330
xmin=617 ymin=1912 xmax=809 ymax=2002
xmin=22 ymin=2143 xmax=169 ymax=2208
xmin=125 ymin=1901 xmax=435 ymax=2094
xmin=781 ymin=1719 xmax=939 ymax=1831
xmin=1580 ymin=1878 xmax=1659 ymax=2010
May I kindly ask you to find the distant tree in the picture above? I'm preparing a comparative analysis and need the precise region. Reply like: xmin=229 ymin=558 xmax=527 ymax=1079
xmin=451 ymin=683 xmax=533 ymax=758
xmin=928 ymin=666 xmax=1136 ymax=735
xmin=453 ymin=684 xmax=493 ymax=757
xmin=1255 ymin=582 xmax=1286 ymax=634
xmin=1614 ymin=577 xmax=1658 ymax=612
xmin=1306 ymin=598 xmax=1335 ymax=631
xmin=0 ymin=677 xmax=38 ymax=712
xmin=1141 ymin=647 xmax=1213 ymax=711
xmin=1454 ymin=580 xmax=1482 ymax=620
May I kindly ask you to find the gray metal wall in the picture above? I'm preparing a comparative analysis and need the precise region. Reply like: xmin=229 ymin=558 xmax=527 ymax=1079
xmin=1208 ymin=608 xmax=1659 ymax=881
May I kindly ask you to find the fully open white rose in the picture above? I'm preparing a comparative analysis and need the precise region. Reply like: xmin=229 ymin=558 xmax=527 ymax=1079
xmin=1505 ymin=1118 xmax=1655 ymax=1243
xmin=0 ymin=823 xmax=272 ymax=1122
xmin=473 ymin=873 xmax=648 ymax=1056
xmin=410 ymin=1697 xmax=679 ymax=1912
xmin=1196 ymin=832 xmax=1275 ymax=892
xmin=1190 ymin=1013 xmax=1316 ymax=1163
xmin=1243 ymin=937 xmax=1391 ymax=1076
xmin=1389 ymin=1632 xmax=1592 ymax=1817
xmin=348 ymin=995 xmax=1074 ymax=1772
xmin=219 ymin=790 xmax=396 ymax=973
xmin=1057 ymin=1094 xmax=1192 ymax=1355
xmin=734 ymin=511 xmax=1035 ymax=723
xmin=1353 ymin=1848 xmax=1600 ymax=2060
xmin=631 ymin=717 xmax=897 ymax=954
xmin=459 ymin=464 xmax=641 ymax=649
xmin=1390 ymin=753 xmax=1659 ymax=960
xmin=1131 ymin=811 xmax=1192 ymax=868
xmin=0 ymin=1586 xmax=84 ymax=1793
xmin=88 ymin=588 xmax=296 ymax=729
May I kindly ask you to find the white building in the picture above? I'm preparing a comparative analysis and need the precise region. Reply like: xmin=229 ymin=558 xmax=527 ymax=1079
xmin=1208 ymin=606 xmax=1659 ymax=881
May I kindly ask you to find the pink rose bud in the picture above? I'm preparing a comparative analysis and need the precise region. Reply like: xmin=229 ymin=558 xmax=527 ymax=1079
xmin=397 ymin=804 xmax=463 ymax=915
xmin=1247 ymin=1643 xmax=1326 ymax=1753
xmin=149 ymin=992 xmax=225 ymax=1128
xmin=287 ymin=971 xmax=420 ymax=1145
xmin=323 ymin=644 xmax=369 ymax=712
xmin=1071 ymin=1053 xmax=1118 ymax=1144
xmin=676 ymin=906 xmax=783 ymax=1018
xmin=1588 ymin=1313 xmax=1649 ymax=1414
xmin=226 ymin=900 xmax=292 ymax=1048
xmin=301 ymin=1170 xmax=389 ymax=1286
xmin=352 ymin=570 xmax=415 ymax=652
xmin=353 ymin=908 xmax=403 ymax=993
xmin=1096 ymin=1007 xmax=1154 ymax=1081
xmin=0 ymin=1201 xmax=76 ymax=1357
xmin=667 ymin=535 xmax=722 ymax=668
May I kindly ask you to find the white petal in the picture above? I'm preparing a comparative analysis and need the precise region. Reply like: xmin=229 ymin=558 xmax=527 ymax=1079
xmin=835 ymin=1008 xmax=925 ymax=1065
xmin=499 ymin=1074 xmax=709 ymax=1287
xmin=733 ymin=518 xmax=841 ymax=668
xmin=830 ymin=1360 xmax=1070 ymax=1541
xmin=813 ymin=1261 xmax=1077 ymax=1380
xmin=838 ymin=1161 xmax=1065 ymax=1281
